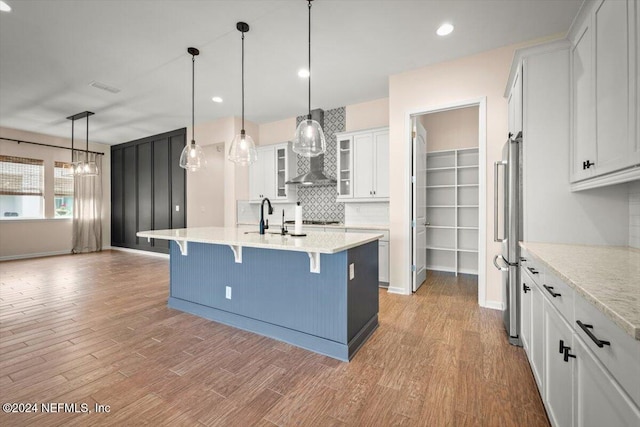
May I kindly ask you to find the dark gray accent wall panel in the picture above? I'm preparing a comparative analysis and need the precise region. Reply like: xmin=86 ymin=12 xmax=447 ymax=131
xmin=110 ymin=148 xmax=124 ymax=246
xmin=111 ymin=128 xmax=186 ymax=253
xmin=123 ymin=145 xmax=137 ymax=246
xmin=136 ymin=142 xmax=152 ymax=249
xmin=170 ymin=135 xmax=186 ymax=229
xmin=153 ymin=138 xmax=170 ymax=250
xmin=347 ymin=242 xmax=379 ymax=341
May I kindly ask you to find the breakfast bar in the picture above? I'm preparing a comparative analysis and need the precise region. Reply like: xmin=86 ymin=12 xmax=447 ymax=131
xmin=136 ymin=227 xmax=383 ymax=361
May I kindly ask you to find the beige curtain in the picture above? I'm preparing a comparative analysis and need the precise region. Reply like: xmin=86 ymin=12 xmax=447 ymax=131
xmin=72 ymin=153 xmax=102 ymax=253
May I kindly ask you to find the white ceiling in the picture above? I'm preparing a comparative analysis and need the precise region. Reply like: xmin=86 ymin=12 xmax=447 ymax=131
xmin=0 ymin=0 xmax=582 ymax=145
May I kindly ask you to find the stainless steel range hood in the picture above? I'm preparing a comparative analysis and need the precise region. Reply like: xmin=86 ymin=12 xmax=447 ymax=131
xmin=286 ymin=109 xmax=337 ymax=186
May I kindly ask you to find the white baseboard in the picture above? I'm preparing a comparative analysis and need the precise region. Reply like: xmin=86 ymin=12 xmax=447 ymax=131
xmin=0 ymin=250 xmax=71 ymax=262
xmin=483 ymin=300 xmax=504 ymax=310
xmin=110 ymin=247 xmax=169 ymax=259
xmin=386 ymin=285 xmax=410 ymax=295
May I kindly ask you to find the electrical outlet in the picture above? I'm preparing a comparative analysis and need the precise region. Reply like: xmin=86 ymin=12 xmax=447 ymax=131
xmin=175 ymin=205 xmax=180 ymax=212
xmin=349 ymin=263 xmax=355 ymax=280
xmin=225 ymin=286 xmax=232 ymax=299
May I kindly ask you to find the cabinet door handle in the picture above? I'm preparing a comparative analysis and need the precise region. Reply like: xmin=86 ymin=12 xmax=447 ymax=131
xmin=527 ymin=267 xmax=539 ymax=275
xmin=563 ymin=347 xmax=576 ymax=362
xmin=373 ymin=190 xmax=376 ymax=195
xmin=576 ymin=321 xmax=611 ymax=348
xmin=559 ymin=339 xmax=569 ymax=354
xmin=523 ymin=283 xmax=530 ymax=293
xmin=543 ymin=285 xmax=561 ymax=298
xmin=582 ymin=160 xmax=595 ymax=170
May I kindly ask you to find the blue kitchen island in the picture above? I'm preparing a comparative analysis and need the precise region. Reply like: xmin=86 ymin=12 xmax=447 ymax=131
xmin=136 ymin=227 xmax=382 ymax=361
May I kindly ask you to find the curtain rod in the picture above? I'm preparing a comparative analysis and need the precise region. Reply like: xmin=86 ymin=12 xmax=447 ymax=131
xmin=0 ymin=137 xmax=105 ymax=156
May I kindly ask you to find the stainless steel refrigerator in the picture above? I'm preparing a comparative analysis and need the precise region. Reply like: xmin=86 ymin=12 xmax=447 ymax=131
xmin=493 ymin=132 xmax=523 ymax=346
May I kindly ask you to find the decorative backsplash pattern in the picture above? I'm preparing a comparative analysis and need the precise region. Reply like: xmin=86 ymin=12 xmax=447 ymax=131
xmin=296 ymin=107 xmax=345 ymax=222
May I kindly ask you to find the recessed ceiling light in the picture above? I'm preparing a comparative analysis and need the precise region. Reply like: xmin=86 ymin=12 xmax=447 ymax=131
xmin=298 ymin=69 xmax=310 ymax=78
xmin=0 ymin=1 xmax=12 ymax=12
xmin=212 ymin=96 xmax=223 ymax=103
xmin=437 ymin=23 xmax=454 ymax=36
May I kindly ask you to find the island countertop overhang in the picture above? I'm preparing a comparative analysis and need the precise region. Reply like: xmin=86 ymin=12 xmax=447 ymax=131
xmin=136 ymin=226 xmax=383 ymax=254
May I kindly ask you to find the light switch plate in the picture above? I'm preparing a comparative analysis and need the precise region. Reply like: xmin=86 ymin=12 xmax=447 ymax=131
xmin=349 ymin=263 xmax=355 ymax=280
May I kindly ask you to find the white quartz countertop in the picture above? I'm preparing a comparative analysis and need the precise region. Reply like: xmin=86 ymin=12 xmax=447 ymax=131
xmin=236 ymin=222 xmax=389 ymax=230
xmin=137 ymin=227 xmax=383 ymax=254
xmin=521 ymin=242 xmax=640 ymax=340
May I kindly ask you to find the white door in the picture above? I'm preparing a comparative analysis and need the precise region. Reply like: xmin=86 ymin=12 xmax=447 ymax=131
xmin=412 ymin=119 xmax=427 ymax=292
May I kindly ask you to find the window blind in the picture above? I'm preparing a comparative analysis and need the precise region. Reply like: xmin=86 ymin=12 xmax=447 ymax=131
xmin=54 ymin=161 xmax=74 ymax=196
xmin=0 ymin=155 xmax=44 ymax=196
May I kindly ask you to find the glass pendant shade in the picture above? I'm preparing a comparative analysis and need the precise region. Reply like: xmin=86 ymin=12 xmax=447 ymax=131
xmin=179 ymin=141 xmax=205 ymax=172
xmin=228 ymin=131 xmax=257 ymax=165
xmin=180 ymin=47 xmax=204 ymax=172
xmin=292 ymin=118 xmax=326 ymax=157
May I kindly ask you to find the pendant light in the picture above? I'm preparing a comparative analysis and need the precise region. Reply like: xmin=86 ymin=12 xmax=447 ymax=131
xmin=292 ymin=0 xmax=326 ymax=158
xmin=179 ymin=47 xmax=205 ymax=171
xmin=62 ymin=115 xmax=78 ymax=177
xmin=228 ymin=22 xmax=257 ymax=165
xmin=81 ymin=112 xmax=99 ymax=176
xmin=64 ymin=111 xmax=97 ymax=176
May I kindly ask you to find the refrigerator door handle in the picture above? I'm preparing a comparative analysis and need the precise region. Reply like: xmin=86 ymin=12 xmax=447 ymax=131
xmin=493 ymin=254 xmax=509 ymax=272
xmin=493 ymin=160 xmax=507 ymax=242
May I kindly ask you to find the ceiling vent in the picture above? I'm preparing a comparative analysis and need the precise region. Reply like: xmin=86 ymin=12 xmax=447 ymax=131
xmin=88 ymin=80 xmax=121 ymax=94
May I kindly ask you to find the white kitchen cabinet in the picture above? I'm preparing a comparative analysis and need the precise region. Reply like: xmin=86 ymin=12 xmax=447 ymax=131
xmin=507 ymin=65 xmax=523 ymax=136
xmin=520 ymin=268 xmax=533 ymax=355
xmin=530 ymin=270 xmax=545 ymax=390
xmin=520 ymin=248 xmax=640 ymax=427
xmin=249 ymin=143 xmax=297 ymax=203
xmin=335 ymin=127 xmax=389 ymax=201
xmin=543 ymin=299 xmax=574 ymax=427
xmin=569 ymin=0 xmax=640 ymax=189
xmin=573 ymin=336 xmax=640 ymax=427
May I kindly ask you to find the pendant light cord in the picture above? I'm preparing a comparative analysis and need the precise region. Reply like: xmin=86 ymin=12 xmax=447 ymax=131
xmin=85 ymin=114 xmax=89 ymax=160
xmin=71 ymin=120 xmax=74 ymax=162
xmin=307 ymin=0 xmax=312 ymax=119
xmin=241 ymin=31 xmax=245 ymax=132
xmin=191 ymin=53 xmax=195 ymax=144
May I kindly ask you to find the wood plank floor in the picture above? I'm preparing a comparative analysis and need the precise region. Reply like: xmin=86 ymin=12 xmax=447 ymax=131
xmin=0 ymin=250 xmax=548 ymax=426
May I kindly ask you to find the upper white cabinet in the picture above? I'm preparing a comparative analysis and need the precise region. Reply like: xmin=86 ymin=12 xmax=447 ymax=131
xmin=335 ymin=127 xmax=389 ymax=201
xmin=569 ymin=0 xmax=640 ymax=190
xmin=249 ymin=143 xmax=297 ymax=203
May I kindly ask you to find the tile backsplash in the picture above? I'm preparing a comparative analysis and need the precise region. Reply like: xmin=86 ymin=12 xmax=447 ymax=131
xmin=296 ymin=107 xmax=345 ymax=222
xmin=630 ymin=181 xmax=640 ymax=249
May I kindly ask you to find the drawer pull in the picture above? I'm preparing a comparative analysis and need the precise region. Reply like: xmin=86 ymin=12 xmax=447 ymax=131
xmin=563 ymin=347 xmax=576 ymax=362
xmin=520 ymin=257 xmax=527 ymax=262
xmin=577 ymin=321 xmax=611 ymax=348
xmin=543 ymin=285 xmax=561 ymax=298
xmin=559 ymin=339 xmax=569 ymax=354
xmin=523 ymin=283 xmax=530 ymax=293
xmin=527 ymin=267 xmax=539 ymax=275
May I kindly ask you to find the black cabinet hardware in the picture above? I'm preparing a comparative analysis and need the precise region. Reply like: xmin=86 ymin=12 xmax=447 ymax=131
xmin=523 ymin=283 xmax=530 ymax=293
xmin=563 ymin=347 xmax=576 ymax=362
xmin=577 ymin=321 xmax=611 ymax=348
xmin=583 ymin=160 xmax=595 ymax=169
xmin=559 ymin=339 xmax=570 ymax=354
xmin=543 ymin=285 xmax=561 ymax=298
xmin=520 ymin=257 xmax=527 ymax=262
xmin=527 ymin=267 xmax=539 ymax=275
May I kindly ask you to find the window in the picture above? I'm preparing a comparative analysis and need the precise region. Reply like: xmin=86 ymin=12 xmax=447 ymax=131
xmin=54 ymin=161 xmax=74 ymax=218
xmin=0 ymin=155 xmax=44 ymax=219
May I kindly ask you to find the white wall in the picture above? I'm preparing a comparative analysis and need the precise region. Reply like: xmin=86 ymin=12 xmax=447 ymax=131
xmin=421 ymin=106 xmax=479 ymax=152
xmin=0 ymin=126 xmax=111 ymax=259
xmin=388 ymin=42 xmax=524 ymax=301
xmin=630 ymin=181 xmax=640 ymax=249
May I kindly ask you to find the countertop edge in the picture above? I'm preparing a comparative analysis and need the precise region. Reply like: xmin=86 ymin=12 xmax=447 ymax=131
xmin=137 ymin=229 xmax=383 ymax=255
xmin=520 ymin=242 xmax=639 ymax=341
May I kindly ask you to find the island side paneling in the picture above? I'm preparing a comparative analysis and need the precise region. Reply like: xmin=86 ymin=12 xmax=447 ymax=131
xmin=167 ymin=240 xmax=379 ymax=361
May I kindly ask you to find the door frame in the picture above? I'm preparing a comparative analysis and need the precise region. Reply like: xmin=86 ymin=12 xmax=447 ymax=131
xmin=404 ymin=97 xmax=487 ymax=306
